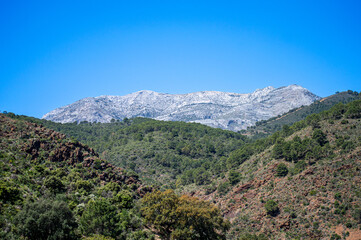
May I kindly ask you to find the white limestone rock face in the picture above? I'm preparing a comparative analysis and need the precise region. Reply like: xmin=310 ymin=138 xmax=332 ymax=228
xmin=42 ymin=84 xmax=320 ymax=131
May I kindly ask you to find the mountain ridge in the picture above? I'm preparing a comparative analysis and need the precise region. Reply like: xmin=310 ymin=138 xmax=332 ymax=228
xmin=43 ymin=84 xmax=320 ymax=131
xmin=244 ymin=90 xmax=360 ymax=138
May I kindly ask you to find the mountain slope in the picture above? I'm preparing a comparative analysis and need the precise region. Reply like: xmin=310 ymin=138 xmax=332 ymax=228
xmin=43 ymin=84 xmax=320 ymax=131
xmin=0 ymin=114 xmax=154 ymax=239
xmin=0 ymin=114 xmax=230 ymax=240
xmin=245 ymin=90 xmax=360 ymax=138
xmin=5 ymin=115 xmax=248 ymax=188
xmin=4 ymin=96 xmax=361 ymax=239
xmin=193 ymin=99 xmax=361 ymax=239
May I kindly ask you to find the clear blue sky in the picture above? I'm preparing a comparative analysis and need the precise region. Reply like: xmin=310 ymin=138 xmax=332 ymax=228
xmin=1 ymin=0 xmax=360 ymax=118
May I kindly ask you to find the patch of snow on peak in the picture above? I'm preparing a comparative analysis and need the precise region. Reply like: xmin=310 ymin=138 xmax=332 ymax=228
xmin=42 ymin=85 xmax=320 ymax=131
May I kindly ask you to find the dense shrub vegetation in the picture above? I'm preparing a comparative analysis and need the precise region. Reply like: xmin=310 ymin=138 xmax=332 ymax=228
xmin=5 ymin=116 xmax=248 ymax=189
xmin=0 ymin=115 xmax=154 ymax=239
xmin=2 ymin=93 xmax=361 ymax=239
xmin=141 ymin=189 xmax=230 ymax=239
xmin=14 ymin=199 xmax=78 ymax=240
xmin=0 ymin=114 xmax=229 ymax=239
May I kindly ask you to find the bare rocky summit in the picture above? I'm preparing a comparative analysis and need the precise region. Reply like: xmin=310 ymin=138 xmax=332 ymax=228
xmin=42 ymin=84 xmax=320 ymax=131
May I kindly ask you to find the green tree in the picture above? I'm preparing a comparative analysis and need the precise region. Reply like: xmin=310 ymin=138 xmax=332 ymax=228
xmin=272 ymin=138 xmax=284 ymax=159
xmin=14 ymin=199 xmax=78 ymax=240
xmin=345 ymin=100 xmax=361 ymax=119
xmin=0 ymin=181 xmax=21 ymax=203
xmin=141 ymin=190 xmax=229 ymax=240
xmin=80 ymin=198 xmax=119 ymax=238
xmin=306 ymin=114 xmax=321 ymax=129
xmin=228 ymin=170 xmax=241 ymax=185
xmin=264 ymin=200 xmax=279 ymax=216
xmin=111 ymin=190 xmax=134 ymax=209
xmin=217 ymin=181 xmax=231 ymax=195
xmin=329 ymin=103 xmax=345 ymax=120
xmin=312 ymin=129 xmax=328 ymax=146
xmin=276 ymin=163 xmax=288 ymax=177
xmin=227 ymin=147 xmax=253 ymax=168
xmin=44 ymin=176 xmax=65 ymax=193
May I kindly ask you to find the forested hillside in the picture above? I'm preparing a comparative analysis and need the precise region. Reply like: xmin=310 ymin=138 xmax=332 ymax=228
xmin=0 ymin=114 xmax=154 ymax=239
xmin=244 ymin=90 xmax=360 ymax=138
xmin=0 ymin=114 xmax=229 ymax=240
xmin=4 ymin=115 xmax=248 ymax=189
xmin=196 ymin=99 xmax=361 ymax=239
xmin=2 ymin=95 xmax=361 ymax=239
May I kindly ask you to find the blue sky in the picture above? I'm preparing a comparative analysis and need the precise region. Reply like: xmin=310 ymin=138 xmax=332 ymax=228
xmin=1 ymin=0 xmax=360 ymax=118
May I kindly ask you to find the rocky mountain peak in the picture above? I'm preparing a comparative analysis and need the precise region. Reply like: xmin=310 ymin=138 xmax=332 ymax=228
xmin=42 ymin=85 xmax=320 ymax=131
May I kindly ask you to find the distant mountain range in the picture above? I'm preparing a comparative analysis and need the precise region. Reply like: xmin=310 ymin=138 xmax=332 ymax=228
xmin=43 ymin=84 xmax=320 ymax=131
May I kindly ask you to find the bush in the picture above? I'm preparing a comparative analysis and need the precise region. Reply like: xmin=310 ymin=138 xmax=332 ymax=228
xmin=345 ymin=100 xmax=361 ymax=119
xmin=44 ymin=176 xmax=65 ymax=193
xmin=312 ymin=129 xmax=328 ymax=146
xmin=276 ymin=163 xmax=288 ymax=177
xmin=14 ymin=199 xmax=78 ymax=240
xmin=0 ymin=181 xmax=22 ymax=203
xmin=334 ymin=192 xmax=342 ymax=201
xmin=309 ymin=190 xmax=317 ymax=196
xmin=265 ymin=200 xmax=279 ymax=216
xmin=331 ymin=233 xmax=341 ymax=240
xmin=111 ymin=190 xmax=133 ymax=209
xmin=217 ymin=181 xmax=231 ymax=195
xmin=141 ymin=190 xmax=229 ymax=240
xmin=229 ymin=170 xmax=241 ymax=185
xmin=290 ymin=160 xmax=307 ymax=175
xmin=80 ymin=198 xmax=119 ymax=238
xmin=75 ymin=180 xmax=94 ymax=192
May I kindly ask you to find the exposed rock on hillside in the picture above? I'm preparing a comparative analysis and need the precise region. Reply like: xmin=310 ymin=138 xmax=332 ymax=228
xmin=43 ymin=84 xmax=320 ymax=131
xmin=0 ymin=114 xmax=149 ymax=196
xmin=191 ymin=100 xmax=361 ymax=239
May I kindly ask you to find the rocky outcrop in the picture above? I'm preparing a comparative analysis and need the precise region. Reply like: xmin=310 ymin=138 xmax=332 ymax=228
xmin=0 ymin=114 xmax=151 ymax=197
xmin=42 ymin=84 xmax=320 ymax=131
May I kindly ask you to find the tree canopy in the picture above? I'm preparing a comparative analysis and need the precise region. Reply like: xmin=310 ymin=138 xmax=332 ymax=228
xmin=141 ymin=190 xmax=229 ymax=240
xmin=14 ymin=199 xmax=78 ymax=240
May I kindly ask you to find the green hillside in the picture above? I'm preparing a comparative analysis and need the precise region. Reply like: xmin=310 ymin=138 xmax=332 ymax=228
xmin=2 ymin=94 xmax=361 ymax=239
xmin=6 ymin=116 xmax=248 ymax=189
xmin=198 ymin=99 xmax=361 ymax=239
xmin=0 ymin=114 xmax=154 ymax=239
xmin=244 ymin=90 xmax=360 ymax=138
xmin=0 ymin=114 xmax=228 ymax=240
